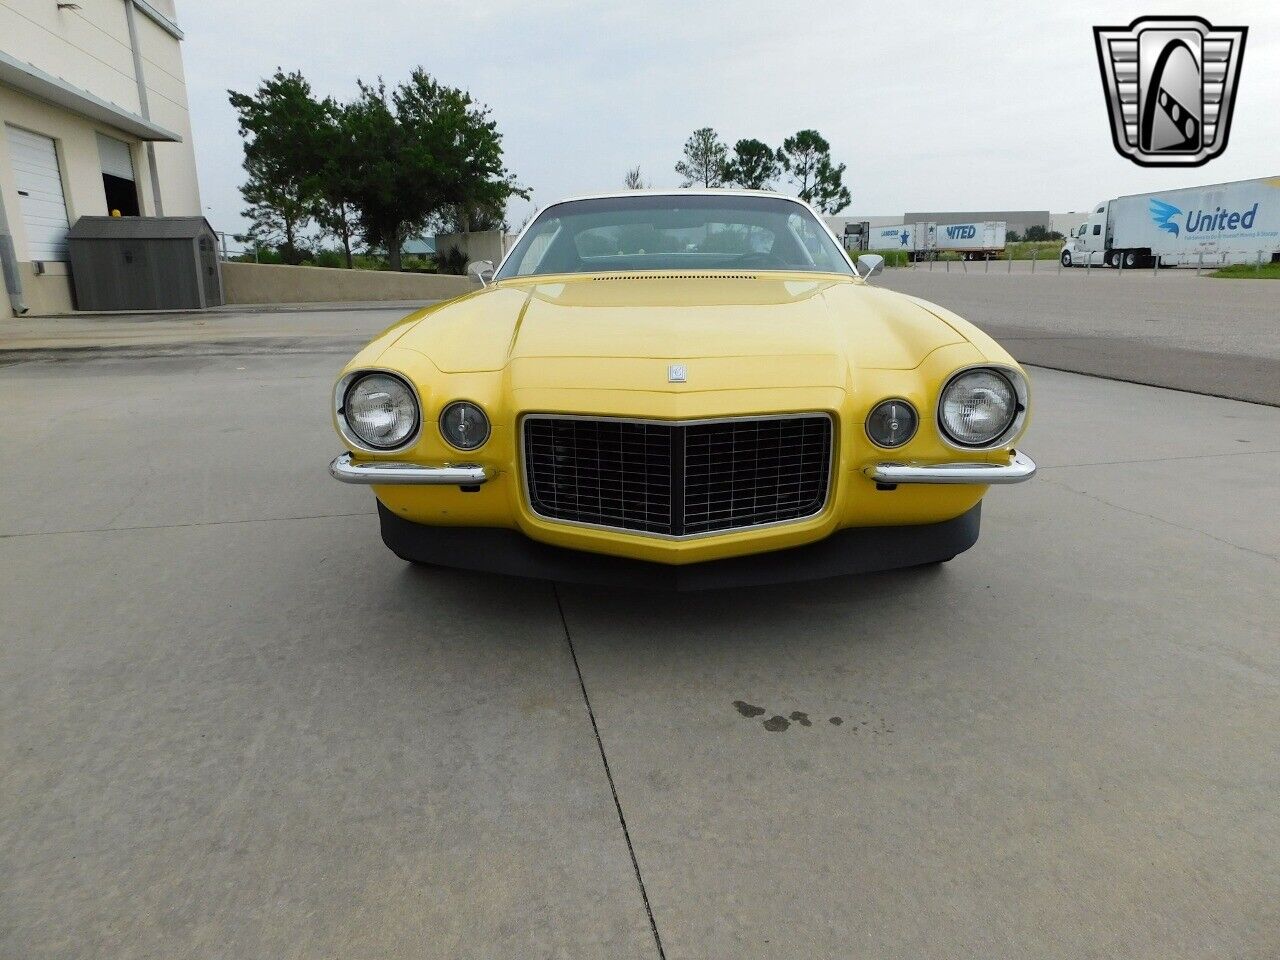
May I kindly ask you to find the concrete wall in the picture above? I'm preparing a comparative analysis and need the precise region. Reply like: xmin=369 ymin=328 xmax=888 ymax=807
xmin=19 ymin=261 xmax=75 ymax=314
xmin=434 ymin=230 xmax=517 ymax=267
xmin=132 ymin=9 xmax=201 ymax=216
xmin=221 ymin=262 xmax=475 ymax=306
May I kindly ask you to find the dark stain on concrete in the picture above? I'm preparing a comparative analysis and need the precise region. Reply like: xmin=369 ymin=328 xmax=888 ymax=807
xmin=735 ymin=702 xmax=886 ymax=735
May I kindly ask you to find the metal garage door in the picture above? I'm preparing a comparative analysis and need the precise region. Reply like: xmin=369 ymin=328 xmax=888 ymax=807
xmin=5 ymin=125 xmax=71 ymax=261
xmin=96 ymin=133 xmax=135 ymax=181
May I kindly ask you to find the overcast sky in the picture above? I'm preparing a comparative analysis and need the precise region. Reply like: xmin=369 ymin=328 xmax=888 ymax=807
xmin=179 ymin=0 xmax=1279 ymax=241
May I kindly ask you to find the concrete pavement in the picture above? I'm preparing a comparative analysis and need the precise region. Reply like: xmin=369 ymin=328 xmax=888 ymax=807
xmin=1 ymin=316 xmax=1278 ymax=958
xmin=879 ymin=266 xmax=1280 ymax=405
xmin=558 ymin=372 xmax=1279 ymax=959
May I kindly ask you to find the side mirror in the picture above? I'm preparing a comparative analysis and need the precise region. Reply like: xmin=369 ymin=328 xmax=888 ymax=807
xmin=854 ymin=254 xmax=884 ymax=279
xmin=467 ymin=259 xmax=495 ymax=286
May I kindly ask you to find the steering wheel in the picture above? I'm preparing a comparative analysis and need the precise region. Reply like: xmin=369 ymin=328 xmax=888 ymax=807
xmin=734 ymin=251 xmax=786 ymax=269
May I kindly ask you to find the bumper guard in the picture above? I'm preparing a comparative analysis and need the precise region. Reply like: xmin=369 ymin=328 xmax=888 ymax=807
xmin=864 ymin=450 xmax=1036 ymax=485
xmin=330 ymin=453 xmax=493 ymax=486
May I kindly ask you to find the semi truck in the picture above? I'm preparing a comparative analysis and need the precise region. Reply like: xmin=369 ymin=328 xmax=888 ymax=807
xmin=846 ymin=220 xmax=1007 ymax=260
xmin=1060 ymin=176 xmax=1280 ymax=268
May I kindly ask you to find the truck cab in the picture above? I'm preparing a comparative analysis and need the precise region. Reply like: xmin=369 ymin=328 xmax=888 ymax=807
xmin=1061 ymin=202 xmax=1110 ymax=267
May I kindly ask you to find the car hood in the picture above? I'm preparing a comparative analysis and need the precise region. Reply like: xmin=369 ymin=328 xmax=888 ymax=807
xmin=390 ymin=275 xmax=965 ymax=389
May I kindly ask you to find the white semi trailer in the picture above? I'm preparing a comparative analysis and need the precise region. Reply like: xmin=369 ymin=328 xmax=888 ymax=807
xmin=861 ymin=222 xmax=933 ymax=255
xmin=1060 ymin=176 xmax=1280 ymax=268
xmin=849 ymin=220 xmax=1007 ymax=260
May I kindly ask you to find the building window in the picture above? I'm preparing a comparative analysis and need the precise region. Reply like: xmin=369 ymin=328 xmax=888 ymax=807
xmin=96 ymin=133 xmax=140 ymax=216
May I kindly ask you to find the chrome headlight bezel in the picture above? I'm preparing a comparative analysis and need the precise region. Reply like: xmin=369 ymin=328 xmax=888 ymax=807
xmin=438 ymin=400 xmax=491 ymax=451
xmin=936 ymin=365 xmax=1028 ymax=451
xmin=865 ymin=398 xmax=919 ymax=449
xmin=334 ymin=369 xmax=423 ymax=454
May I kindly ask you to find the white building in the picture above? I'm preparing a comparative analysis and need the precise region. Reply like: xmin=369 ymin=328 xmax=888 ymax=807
xmin=0 ymin=0 xmax=201 ymax=318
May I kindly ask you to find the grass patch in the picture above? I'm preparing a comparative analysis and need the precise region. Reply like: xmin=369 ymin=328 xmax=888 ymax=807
xmin=1005 ymin=241 xmax=1063 ymax=261
xmin=844 ymin=248 xmax=912 ymax=267
xmin=865 ymin=248 xmax=911 ymax=268
xmin=1209 ymin=261 xmax=1280 ymax=279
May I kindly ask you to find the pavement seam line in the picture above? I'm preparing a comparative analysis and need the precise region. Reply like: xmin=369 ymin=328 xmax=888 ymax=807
xmin=1040 ymin=477 xmax=1279 ymax=563
xmin=1039 ymin=448 xmax=1280 ymax=470
xmin=1021 ymin=362 xmax=1279 ymax=409
xmin=0 ymin=511 xmax=377 ymax=540
xmin=552 ymin=583 xmax=668 ymax=960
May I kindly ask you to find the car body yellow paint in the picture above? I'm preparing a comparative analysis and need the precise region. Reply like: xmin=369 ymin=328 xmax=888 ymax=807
xmin=335 ymin=270 xmax=1029 ymax=565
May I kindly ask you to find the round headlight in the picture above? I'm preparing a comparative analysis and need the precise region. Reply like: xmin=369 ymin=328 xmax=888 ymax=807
xmin=866 ymin=399 xmax=918 ymax=448
xmin=939 ymin=369 xmax=1018 ymax=447
xmin=439 ymin=401 xmax=490 ymax=451
xmin=343 ymin=373 xmax=419 ymax=450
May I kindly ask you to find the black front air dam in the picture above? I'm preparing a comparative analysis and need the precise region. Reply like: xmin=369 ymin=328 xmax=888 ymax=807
xmin=376 ymin=502 xmax=981 ymax=591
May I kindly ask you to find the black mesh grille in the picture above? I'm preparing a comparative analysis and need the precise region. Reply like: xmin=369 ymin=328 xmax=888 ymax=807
xmin=523 ymin=415 xmax=832 ymax=536
xmin=682 ymin=417 xmax=832 ymax=534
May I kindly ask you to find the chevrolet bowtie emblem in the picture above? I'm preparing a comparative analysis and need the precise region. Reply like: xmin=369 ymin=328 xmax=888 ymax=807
xmin=1094 ymin=15 xmax=1248 ymax=167
xmin=668 ymin=363 xmax=687 ymax=383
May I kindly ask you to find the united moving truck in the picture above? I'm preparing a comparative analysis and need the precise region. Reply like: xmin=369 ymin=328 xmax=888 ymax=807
xmin=850 ymin=220 xmax=1007 ymax=260
xmin=1061 ymin=176 xmax=1280 ymax=268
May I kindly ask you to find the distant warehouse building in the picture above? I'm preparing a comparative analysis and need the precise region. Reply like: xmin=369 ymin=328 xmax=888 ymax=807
xmin=1051 ymin=211 xmax=1091 ymax=237
xmin=0 ymin=0 xmax=202 ymax=318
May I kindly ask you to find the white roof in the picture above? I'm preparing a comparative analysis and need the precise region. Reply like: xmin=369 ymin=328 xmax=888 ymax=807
xmin=547 ymin=187 xmax=802 ymax=203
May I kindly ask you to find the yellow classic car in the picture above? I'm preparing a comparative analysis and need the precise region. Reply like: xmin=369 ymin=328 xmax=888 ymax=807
xmin=330 ymin=191 xmax=1034 ymax=588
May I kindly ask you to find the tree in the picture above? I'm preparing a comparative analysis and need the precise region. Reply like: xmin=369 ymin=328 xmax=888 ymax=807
xmin=313 ymin=199 xmax=360 ymax=268
xmin=311 ymin=99 xmax=365 ymax=268
xmin=723 ymin=138 xmax=780 ymax=190
xmin=1023 ymin=225 xmax=1062 ymax=242
xmin=436 ymin=200 xmax=508 ymax=234
xmin=342 ymin=69 xmax=525 ymax=271
xmin=674 ymin=127 xmax=728 ymax=187
xmin=623 ymin=166 xmax=648 ymax=190
xmin=778 ymin=129 xmax=851 ymax=213
xmin=228 ymin=70 xmax=331 ymax=264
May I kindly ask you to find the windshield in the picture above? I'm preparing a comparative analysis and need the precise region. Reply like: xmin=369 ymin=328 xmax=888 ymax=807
xmin=496 ymin=194 xmax=854 ymax=279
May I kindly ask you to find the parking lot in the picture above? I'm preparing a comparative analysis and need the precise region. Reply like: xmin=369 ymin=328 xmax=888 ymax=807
xmin=3 ymin=282 xmax=1278 ymax=958
xmin=880 ymin=264 xmax=1280 ymax=405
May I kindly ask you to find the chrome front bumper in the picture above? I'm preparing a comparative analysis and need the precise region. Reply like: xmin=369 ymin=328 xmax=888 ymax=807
xmin=330 ymin=453 xmax=493 ymax=486
xmin=332 ymin=449 xmax=1034 ymax=488
xmin=863 ymin=450 xmax=1036 ymax=485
